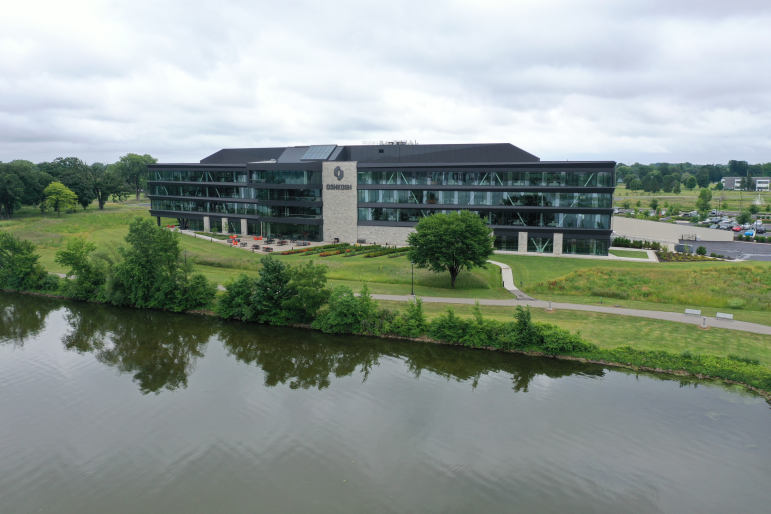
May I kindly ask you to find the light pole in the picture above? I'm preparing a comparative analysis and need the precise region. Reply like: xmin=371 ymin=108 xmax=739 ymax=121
xmin=411 ymin=261 xmax=415 ymax=296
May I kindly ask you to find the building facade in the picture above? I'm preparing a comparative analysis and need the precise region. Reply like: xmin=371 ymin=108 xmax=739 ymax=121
xmin=148 ymin=143 xmax=615 ymax=255
xmin=722 ymin=176 xmax=770 ymax=191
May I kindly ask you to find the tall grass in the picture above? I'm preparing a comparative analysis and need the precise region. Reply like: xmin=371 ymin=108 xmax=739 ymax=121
xmin=531 ymin=266 xmax=771 ymax=310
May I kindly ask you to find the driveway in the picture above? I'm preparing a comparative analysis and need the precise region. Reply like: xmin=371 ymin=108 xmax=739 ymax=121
xmin=681 ymin=240 xmax=771 ymax=262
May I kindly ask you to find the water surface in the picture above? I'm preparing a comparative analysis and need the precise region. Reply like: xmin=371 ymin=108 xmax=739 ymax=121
xmin=1 ymin=294 xmax=770 ymax=513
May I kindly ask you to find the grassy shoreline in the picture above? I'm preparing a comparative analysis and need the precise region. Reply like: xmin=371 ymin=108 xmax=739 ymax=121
xmin=4 ymin=287 xmax=770 ymax=404
xmin=5 ymin=202 xmax=771 ymax=367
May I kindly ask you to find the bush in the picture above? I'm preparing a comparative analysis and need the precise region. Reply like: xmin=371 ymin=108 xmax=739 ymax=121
xmin=386 ymin=297 xmax=428 ymax=338
xmin=0 ymin=231 xmax=51 ymax=291
xmin=696 ymin=246 xmax=707 ymax=255
xmin=727 ymin=298 xmax=745 ymax=309
xmin=312 ymin=284 xmax=377 ymax=334
xmin=710 ymin=252 xmax=718 ymax=257
xmin=215 ymin=273 xmax=259 ymax=320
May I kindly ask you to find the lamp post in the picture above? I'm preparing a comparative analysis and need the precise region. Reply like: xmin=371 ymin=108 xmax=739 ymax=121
xmin=411 ymin=261 xmax=415 ymax=296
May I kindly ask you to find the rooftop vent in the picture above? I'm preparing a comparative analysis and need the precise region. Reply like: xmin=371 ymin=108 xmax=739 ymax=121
xmin=362 ymin=140 xmax=418 ymax=146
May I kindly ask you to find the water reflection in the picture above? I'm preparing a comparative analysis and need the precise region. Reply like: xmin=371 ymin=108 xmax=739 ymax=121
xmin=8 ymin=293 xmax=603 ymax=394
xmin=61 ymin=302 xmax=215 ymax=394
xmin=0 ymin=294 xmax=59 ymax=347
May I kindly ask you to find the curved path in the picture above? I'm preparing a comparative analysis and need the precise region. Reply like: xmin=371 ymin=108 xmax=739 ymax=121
xmin=370 ymin=294 xmax=771 ymax=335
xmin=371 ymin=260 xmax=771 ymax=335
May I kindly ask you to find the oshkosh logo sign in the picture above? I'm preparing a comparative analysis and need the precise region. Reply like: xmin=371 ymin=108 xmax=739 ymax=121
xmin=326 ymin=184 xmax=352 ymax=190
xmin=333 ymin=166 xmax=344 ymax=181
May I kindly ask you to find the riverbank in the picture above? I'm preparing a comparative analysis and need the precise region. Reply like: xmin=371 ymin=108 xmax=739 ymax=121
xmin=7 ymin=286 xmax=769 ymax=402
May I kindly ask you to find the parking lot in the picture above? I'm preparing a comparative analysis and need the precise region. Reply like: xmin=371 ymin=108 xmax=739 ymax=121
xmin=680 ymin=240 xmax=771 ymax=261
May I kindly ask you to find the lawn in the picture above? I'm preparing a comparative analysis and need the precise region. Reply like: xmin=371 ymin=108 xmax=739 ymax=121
xmin=379 ymin=301 xmax=771 ymax=368
xmin=1 ymin=203 xmax=508 ymax=298
xmin=7 ymin=202 xmax=771 ymax=366
xmin=608 ymin=249 xmax=649 ymax=259
xmin=8 ymin=200 xmax=771 ymax=322
xmin=614 ymin=188 xmax=771 ymax=214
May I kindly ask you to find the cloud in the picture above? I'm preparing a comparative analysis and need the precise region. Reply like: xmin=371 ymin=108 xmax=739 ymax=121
xmin=0 ymin=0 xmax=770 ymax=164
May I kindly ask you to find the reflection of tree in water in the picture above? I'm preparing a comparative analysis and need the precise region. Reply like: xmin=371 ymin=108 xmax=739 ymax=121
xmin=0 ymin=294 xmax=60 ymax=347
xmin=220 ymin=324 xmax=383 ymax=390
xmin=396 ymin=343 xmax=605 ymax=391
xmin=220 ymin=323 xmax=604 ymax=392
xmin=61 ymin=302 xmax=217 ymax=394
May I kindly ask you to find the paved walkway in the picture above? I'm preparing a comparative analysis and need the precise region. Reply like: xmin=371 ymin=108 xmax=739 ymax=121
xmin=493 ymin=247 xmax=659 ymax=262
xmin=370 ymin=294 xmax=771 ymax=335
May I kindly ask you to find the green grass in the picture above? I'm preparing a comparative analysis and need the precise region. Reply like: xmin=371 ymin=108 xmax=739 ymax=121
xmin=529 ymin=266 xmax=771 ymax=311
xmin=1 ymin=203 xmax=506 ymax=297
xmin=379 ymin=301 xmax=771 ymax=368
xmin=614 ymin=188 xmax=771 ymax=213
xmin=609 ymin=249 xmax=649 ymax=259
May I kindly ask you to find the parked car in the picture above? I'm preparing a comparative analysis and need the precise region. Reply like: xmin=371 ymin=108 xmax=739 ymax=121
xmin=742 ymin=223 xmax=752 ymax=230
xmin=757 ymin=226 xmax=767 ymax=234
xmin=719 ymin=223 xmax=732 ymax=230
xmin=745 ymin=230 xmax=755 ymax=238
xmin=732 ymin=225 xmax=743 ymax=232
xmin=755 ymin=219 xmax=764 ymax=227
xmin=709 ymin=224 xmax=719 ymax=229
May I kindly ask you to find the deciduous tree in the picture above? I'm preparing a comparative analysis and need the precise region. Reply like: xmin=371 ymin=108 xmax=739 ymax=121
xmin=41 ymin=181 xmax=78 ymax=216
xmin=0 ymin=172 xmax=24 ymax=219
xmin=114 ymin=153 xmax=157 ymax=202
xmin=407 ymin=210 xmax=494 ymax=288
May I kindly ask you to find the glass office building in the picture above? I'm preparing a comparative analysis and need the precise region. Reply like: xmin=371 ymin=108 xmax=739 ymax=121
xmin=148 ymin=143 xmax=615 ymax=255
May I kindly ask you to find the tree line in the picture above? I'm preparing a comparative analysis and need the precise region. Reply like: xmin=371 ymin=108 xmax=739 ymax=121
xmin=0 ymin=153 xmax=156 ymax=219
xmin=616 ymin=160 xmax=771 ymax=193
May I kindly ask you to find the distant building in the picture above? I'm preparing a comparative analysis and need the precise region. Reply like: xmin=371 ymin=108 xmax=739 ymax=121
xmin=148 ymin=142 xmax=616 ymax=255
xmin=722 ymin=177 xmax=770 ymax=191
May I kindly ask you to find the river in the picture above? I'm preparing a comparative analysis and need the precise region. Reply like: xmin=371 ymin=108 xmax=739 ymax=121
xmin=1 ymin=294 xmax=770 ymax=513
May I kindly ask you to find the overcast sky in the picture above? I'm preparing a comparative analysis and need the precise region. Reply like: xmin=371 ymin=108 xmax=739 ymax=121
xmin=2 ymin=0 xmax=770 ymax=165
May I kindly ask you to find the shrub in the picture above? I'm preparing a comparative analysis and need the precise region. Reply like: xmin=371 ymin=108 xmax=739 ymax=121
xmin=696 ymin=246 xmax=707 ymax=256
xmin=0 ymin=231 xmax=52 ymax=291
xmin=728 ymin=354 xmax=761 ymax=366
xmin=215 ymin=273 xmax=259 ymax=320
xmin=427 ymin=307 xmax=469 ymax=343
xmin=312 ymin=284 xmax=376 ymax=334
xmin=727 ymin=298 xmax=745 ymax=309
xmin=386 ymin=297 xmax=428 ymax=338
xmin=710 ymin=252 xmax=717 ymax=257
xmin=55 ymin=238 xmax=106 ymax=301
xmin=537 ymin=325 xmax=597 ymax=354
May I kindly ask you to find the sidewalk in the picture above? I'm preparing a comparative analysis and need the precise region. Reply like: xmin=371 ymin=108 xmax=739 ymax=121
xmin=370 ymin=294 xmax=771 ymax=335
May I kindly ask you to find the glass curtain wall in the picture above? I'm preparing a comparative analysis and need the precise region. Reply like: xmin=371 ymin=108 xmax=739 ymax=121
xmin=358 ymin=208 xmax=609 ymax=228
xmin=149 ymin=185 xmax=254 ymax=199
xmin=250 ymin=170 xmax=321 ymax=184
xmin=562 ymin=238 xmax=609 ymax=255
xmin=358 ymin=190 xmax=612 ymax=208
xmin=358 ymin=170 xmax=614 ymax=187
xmin=152 ymin=170 xmax=248 ymax=182
xmin=261 ymin=223 xmax=322 ymax=241
xmin=150 ymin=199 xmax=259 ymax=215
xmin=493 ymin=235 xmax=519 ymax=251
xmin=256 ymin=189 xmax=322 ymax=201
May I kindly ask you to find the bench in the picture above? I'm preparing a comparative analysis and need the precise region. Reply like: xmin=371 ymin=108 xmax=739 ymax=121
xmin=684 ymin=309 xmax=702 ymax=317
xmin=262 ymin=247 xmax=273 ymax=252
xmin=296 ymin=241 xmax=310 ymax=247
xmin=716 ymin=312 xmax=734 ymax=321
xmin=239 ymin=242 xmax=247 ymax=247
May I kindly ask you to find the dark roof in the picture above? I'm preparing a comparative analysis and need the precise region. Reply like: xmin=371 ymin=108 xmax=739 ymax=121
xmin=200 ymin=147 xmax=284 ymax=164
xmin=199 ymin=143 xmax=540 ymax=165
xmin=339 ymin=143 xmax=539 ymax=163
